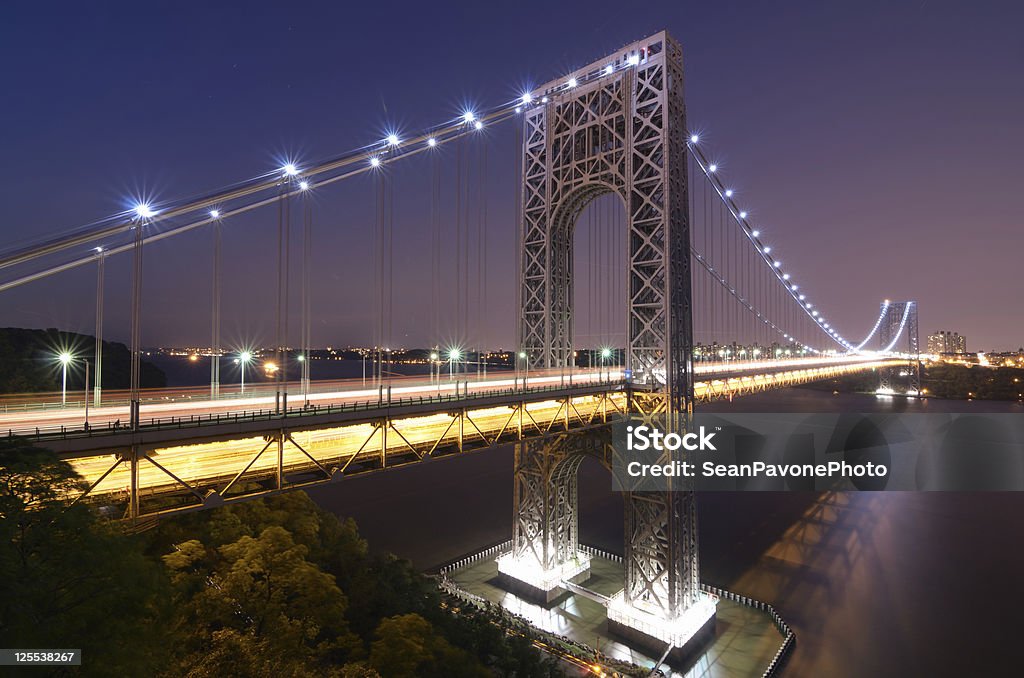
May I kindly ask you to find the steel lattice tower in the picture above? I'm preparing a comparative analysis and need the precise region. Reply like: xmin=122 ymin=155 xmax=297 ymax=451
xmin=878 ymin=300 xmax=921 ymax=394
xmin=512 ymin=32 xmax=704 ymax=629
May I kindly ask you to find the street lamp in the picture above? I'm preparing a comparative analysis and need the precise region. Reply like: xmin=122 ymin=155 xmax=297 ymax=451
xmin=448 ymin=348 xmax=462 ymax=380
xmin=238 ymin=351 xmax=253 ymax=393
xmin=57 ymin=351 xmax=73 ymax=406
xmin=600 ymin=347 xmax=612 ymax=381
xmin=518 ymin=351 xmax=528 ymax=388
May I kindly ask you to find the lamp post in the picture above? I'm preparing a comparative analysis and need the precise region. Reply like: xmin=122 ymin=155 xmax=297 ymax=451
xmin=83 ymin=359 xmax=90 ymax=428
xmin=449 ymin=348 xmax=461 ymax=381
xmin=58 ymin=351 xmax=73 ymax=406
xmin=239 ymin=351 xmax=253 ymax=394
xmin=600 ymin=347 xmax=612 ymax=382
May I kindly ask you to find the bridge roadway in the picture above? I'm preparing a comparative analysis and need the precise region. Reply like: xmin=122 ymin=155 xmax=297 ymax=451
xmin=0 ymin=356 xmax=901 ymax=518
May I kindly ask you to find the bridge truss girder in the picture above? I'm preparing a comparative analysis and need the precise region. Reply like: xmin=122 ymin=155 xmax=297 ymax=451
xmin=64 ymin=389 xmax=626 ymax=521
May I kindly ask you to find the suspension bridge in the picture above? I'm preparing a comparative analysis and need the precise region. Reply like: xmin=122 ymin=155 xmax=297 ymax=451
xmin=1 ymin=31 xmax=919 ymax=658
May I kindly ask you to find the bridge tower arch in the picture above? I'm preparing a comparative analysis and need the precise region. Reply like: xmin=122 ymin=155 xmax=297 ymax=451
xmin=518 ymin=30 xmax=694 ymax=415
xmin=509 ymin=32 xmax=712 ymax=652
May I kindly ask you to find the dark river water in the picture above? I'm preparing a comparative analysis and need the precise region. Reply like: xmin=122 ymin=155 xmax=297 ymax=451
xmin=301 ymin=387 xmax=1024 ymax=676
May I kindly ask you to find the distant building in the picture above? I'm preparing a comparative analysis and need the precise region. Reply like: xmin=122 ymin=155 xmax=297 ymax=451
xmin=927 ymin=330 xmax=967 ymax=354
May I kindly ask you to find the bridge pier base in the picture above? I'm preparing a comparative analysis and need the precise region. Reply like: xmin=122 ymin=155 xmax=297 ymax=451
xmin=496 ymin=550 xmax=591 ymax=605
xmin=607 ymin=589 xmax=717 ymax=662
xmin=499 ymin=431 xmax=717 ymax=659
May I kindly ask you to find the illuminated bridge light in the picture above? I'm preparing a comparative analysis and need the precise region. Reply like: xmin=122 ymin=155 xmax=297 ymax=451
xmin=690 ymin=134 xmax=700 ymax=143
xmin=282 ymin=163 xmax=298 ymax=176
xmin=386 ymin=133 xmax=400 ymax=146
xmin=370 ymin=156 xmax=381 ymax=167
xmin=627 ymin=53 xmax=640 ymax=65
xmin=299 ymin=181 xmax=310 ymax=191
xmin=725 ymin=189 xmax=734 ymax=197
xmin=604 ymin=64 xmax=614 ymax=75
xmin=209 ymin=209 xmax=220 ymax=219
xmin=134 ymin=204 xmax=155 ymax=219
xmin=474 ymin=120 xmax=483 ymax=130
xmin=521 ymin=92 xmax=533 ymax=105
xmin=751 ymin=229 xmax=759 ymax=237
xmin=567 ymin=77 xmax=578 ymax=88
xmin=462 ymin=111 xmax=475 ymax=123
xmin=708 ymin=164 xmax=717 ymax=173
xmin=774 ymin=261 xmax=782 ymax=268
xmin=739 ymin=211 xmax=748 ymax=219
xmin=427 ymin=137 xmax=437 ymax=147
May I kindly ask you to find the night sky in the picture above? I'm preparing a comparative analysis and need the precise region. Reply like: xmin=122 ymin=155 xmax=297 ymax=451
xmin=1 ymin=1 xmax=1021 ymax=352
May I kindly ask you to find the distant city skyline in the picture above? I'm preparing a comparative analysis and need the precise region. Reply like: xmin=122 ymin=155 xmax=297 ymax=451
xmin=1 ymin=2 xmax=1021 ymax=350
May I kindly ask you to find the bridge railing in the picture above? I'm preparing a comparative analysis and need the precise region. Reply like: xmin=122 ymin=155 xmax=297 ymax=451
xmin=5 ymin=378 xmax=627 ymax=442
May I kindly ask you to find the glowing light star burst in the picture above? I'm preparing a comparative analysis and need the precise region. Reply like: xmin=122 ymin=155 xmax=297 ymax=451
xmin=134 ymin=203 xmax=155 ymax=219
xmin=282 ymin=163 xmax=298 ymax=176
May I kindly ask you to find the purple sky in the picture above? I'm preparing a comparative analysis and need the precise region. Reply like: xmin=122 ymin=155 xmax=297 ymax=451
xmin=1 ymin=0 xmax=1021 ymax=351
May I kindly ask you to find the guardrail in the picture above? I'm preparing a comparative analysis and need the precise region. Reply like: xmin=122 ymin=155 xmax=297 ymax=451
xmin=700 ymin=584 xmax=796 ymax=677
xmin=5 ymin=379 xmax=628 ymax=442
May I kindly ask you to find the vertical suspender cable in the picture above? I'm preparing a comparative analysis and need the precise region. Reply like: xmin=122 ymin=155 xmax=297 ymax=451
xmin=211 ymin=219 xmax=221 ymax=397
xmin=302 ymin=195 xmax=312 ymax=399
xmin=93 ymin=250 xmax=105 ymax=406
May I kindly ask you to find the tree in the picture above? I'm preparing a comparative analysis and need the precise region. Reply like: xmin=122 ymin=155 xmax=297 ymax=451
xmin=0 ymin=440 xmax=171 ymax=676
xmin=164 ymin=525 xmax=361 ymax=675
xmin=369 ymin=613 xmax=486 ymax=678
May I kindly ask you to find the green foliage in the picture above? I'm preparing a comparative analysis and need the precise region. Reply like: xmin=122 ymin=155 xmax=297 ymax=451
xmin=0 ymin=440 xmax=172 ymax=676
xmin=922 ymin=363 xmax=1024 ymax=400
xmin=0 ymin=451 xmax=560 ymax=677
xmin=163 ymin=525 xmax=361 ymax=675
xmin=0 ymin=327 xmax=166 ymax=394
xmin=806 ymin=363 xmax=1024 ymax=401
xmin=369 ymin=613 xmax=487 ymax=678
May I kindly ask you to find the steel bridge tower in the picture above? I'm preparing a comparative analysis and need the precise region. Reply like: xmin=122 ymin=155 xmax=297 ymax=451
xmin=878 ymin=300 xmax=921 ymax=395
xmin=505 ymin=31 xmax=713 ymax=654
